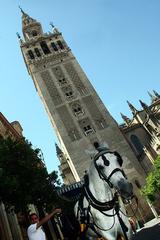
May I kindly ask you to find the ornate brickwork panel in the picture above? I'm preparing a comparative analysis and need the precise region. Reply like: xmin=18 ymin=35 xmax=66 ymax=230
xmin=82 ymin=96 xmax=108 ymax=130
xmin=64 ymin=63 xmax=88 ymax=95
xmin=56 ymin=106 xmax=81 ymax=141
xmin=51 ymin=66 xmax=68 ymax=86
xmin=33 ymin=52 xmax=69 ymax=70
xmin=40 ymin=70 xmax=62 ymax=106
xmin=52 ymin=66 xmax=65 ymax=79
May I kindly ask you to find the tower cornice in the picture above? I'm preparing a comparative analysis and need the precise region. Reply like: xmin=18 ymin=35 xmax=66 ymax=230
xmin=20 ymin=32 xmax=62 ymax=47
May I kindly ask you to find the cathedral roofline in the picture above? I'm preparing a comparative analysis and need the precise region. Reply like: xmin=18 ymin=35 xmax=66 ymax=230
xmin=119 ymin=121 xmax=142 ymax=132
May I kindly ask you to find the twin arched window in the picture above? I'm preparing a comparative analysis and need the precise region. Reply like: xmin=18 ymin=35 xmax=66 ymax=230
xmin=72 ymin=103 xmax=84 ymax=116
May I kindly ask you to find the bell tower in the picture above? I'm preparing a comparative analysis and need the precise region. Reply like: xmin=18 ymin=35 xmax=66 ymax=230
xmin=19 ymin=10 xmax=147 ymax=186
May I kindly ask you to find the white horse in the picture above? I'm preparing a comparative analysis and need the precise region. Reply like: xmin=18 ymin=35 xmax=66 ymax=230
xmin=75 ymin=145 xmax=134 ymax=240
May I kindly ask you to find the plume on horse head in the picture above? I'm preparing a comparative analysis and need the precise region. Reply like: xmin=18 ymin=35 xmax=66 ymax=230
xmin=93 ymin=142 xmax=109 ymax=153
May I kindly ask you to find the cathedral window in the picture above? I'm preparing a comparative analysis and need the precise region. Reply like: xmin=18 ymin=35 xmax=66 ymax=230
xmin=40 ymin=41 xmax=51 ymax=55
xmin=130 ymin=135 xmax=144 ymax=156
xmin=51 ymin=42 xmax=58 ymax=51
xmin=34 ymin=48 xmax=41 ymax=57
xmin=28 ymin=50 xmax=35 ymax=59
xmin=57 ymin=40 xmax=64 ymax=50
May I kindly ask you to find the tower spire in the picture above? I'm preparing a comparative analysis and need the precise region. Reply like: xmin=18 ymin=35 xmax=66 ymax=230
xmin=20 ymin=11 xmax=43 ymax=41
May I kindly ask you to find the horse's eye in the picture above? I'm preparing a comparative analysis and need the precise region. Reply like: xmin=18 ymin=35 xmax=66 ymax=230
xmin=102 ymin=155 xmax=110 ymax=166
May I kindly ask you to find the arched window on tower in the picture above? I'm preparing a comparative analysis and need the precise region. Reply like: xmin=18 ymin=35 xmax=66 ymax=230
xmin=65 ymin=90 xmax=73 ymax=99
xmin=79 ymin=118 xmax=95 ymax=136
xmin=28 ymin=50 xmax=35 ymax=60
xmin=58 ymin=78 xmax=67 ymax=85
xmin=51 ymin=42 xmax=58 ymax=51
xmin=34 ymin=48 xmax=41 ymax=57
xmin=57 ymin=40 xmax=64 ymax=50
xmin=130 ymin=135 xmax=144 ymax=156
xmin=63 ymin=86 xmax=74 ymax=100
xmin=40 ymin=41 xmax=51 ymax=55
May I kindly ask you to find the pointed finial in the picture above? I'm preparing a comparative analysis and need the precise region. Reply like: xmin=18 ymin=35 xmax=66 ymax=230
xmin=55 ymin=143 xmax=63 ymax=155
xmin=16 ymin=32 xmax=21 ymax=39
xmin=139 ymin=99 xmax=147 ymax=108
xmin=50 ymin=22 xmax=54 ymax=29
xmin=148 ymin=91 xmax=156 ymax=102
xmin=16 ymin=32 xmax=23 ymax=43
xmin=153 ymin=90 xmax=160 ymax=98
xmin=139 ymin=100 xmax=152 ymax=114
xmin=127 ymin=101 xmax=138 ymax=114
xmin=19 ymin=6 xmax=25 ymax=14
xmin=120 ymin=112 xmax=131 ymax=125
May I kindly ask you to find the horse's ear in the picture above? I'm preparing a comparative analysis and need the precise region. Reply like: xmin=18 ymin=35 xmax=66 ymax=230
xmin=114 ymin=151 xmax=123 ymax=166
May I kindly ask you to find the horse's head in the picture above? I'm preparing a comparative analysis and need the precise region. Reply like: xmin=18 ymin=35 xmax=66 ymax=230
xmin=93 ymin=147 xmax=133 ymax=200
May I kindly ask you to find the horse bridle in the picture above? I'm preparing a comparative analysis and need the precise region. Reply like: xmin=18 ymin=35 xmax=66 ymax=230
xmin=93 ymin=150 xmax=127 ymax=188
xmin=82 ymin=150 xmax=125 ymax=213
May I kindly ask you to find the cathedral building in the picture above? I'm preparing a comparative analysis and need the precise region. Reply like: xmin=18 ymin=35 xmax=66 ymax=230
xmin=120 ymin=92 xmax=160 ymax=175
xmin=19 ymin=10 xmax=159 ymax=221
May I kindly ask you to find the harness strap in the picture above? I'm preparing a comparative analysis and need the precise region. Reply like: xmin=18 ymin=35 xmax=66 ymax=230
xmin=115 ymin=205 xmax=129 ymax=240
xmin=84 ymin=174 xmax=117 ymax=212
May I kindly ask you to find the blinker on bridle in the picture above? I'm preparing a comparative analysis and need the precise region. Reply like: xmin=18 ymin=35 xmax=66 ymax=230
xmin=93 ymin=150 xmax=126 ymax=188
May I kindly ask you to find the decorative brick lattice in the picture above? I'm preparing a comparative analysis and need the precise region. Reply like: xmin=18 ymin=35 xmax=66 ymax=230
xmin=56 ymin=105 xmax=81 ymax=141
xmin=82 ymin=96 xmax=108 ymax=130
xmin=34 ymin=52 xmax=69 ymax=70
xmin=41 ymin=70 xmax=62 ymax=106
xmin=51 ymin=66 xmax=68 ymax=86
xmin=64 ymin=63 xmax=88 ymax=95
xmin=52 ymin=66 xmax=65 ymax=79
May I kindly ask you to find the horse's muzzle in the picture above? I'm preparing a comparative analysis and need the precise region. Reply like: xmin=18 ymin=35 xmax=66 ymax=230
xmin=118 ymin=179 xmax=133 ymax=199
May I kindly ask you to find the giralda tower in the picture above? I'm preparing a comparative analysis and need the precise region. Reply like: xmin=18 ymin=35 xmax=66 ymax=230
xmin=20 ymin=10 xmax=145 ymax=187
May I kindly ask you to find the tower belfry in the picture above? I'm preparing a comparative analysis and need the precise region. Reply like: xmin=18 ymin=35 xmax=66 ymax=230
xmin=19 ymin=11 xmax=146 ymax=185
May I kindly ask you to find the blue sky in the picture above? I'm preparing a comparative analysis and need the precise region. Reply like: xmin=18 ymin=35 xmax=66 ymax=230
xmin=0 ymin=0 xmax=160 ymax=173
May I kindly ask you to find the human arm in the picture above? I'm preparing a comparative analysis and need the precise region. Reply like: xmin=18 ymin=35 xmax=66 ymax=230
xmin=37 ymin=208 xmax=61 ymax=229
